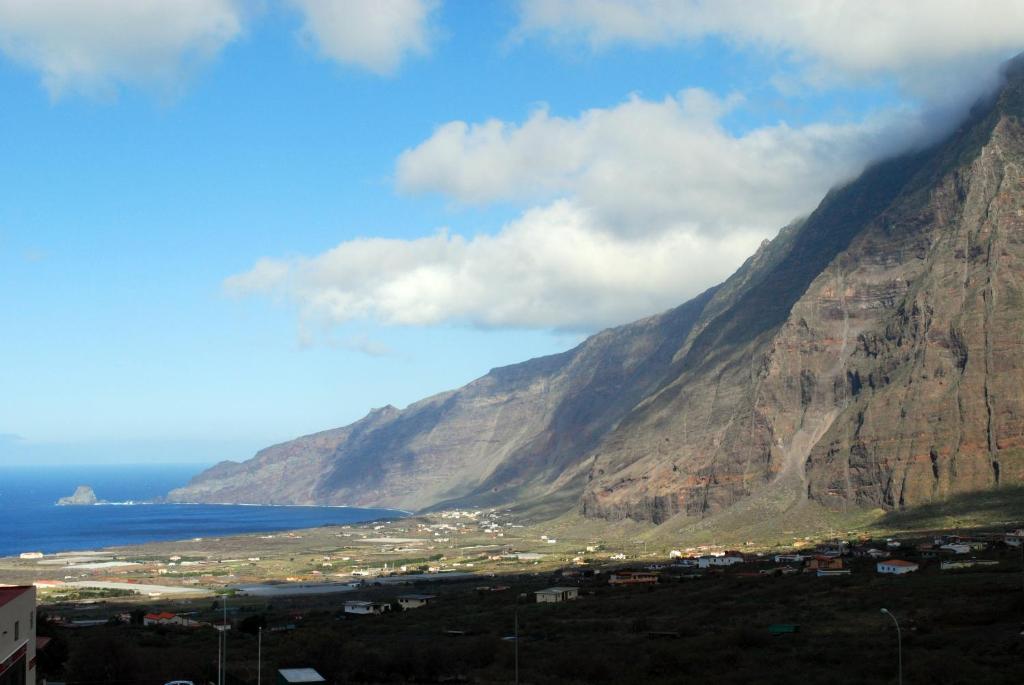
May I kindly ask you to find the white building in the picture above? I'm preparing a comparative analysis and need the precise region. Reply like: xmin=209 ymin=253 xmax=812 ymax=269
xmin=343 ymin=600 xmax=391 ymax=615
xmin=698 ymin=554 xmax=743 ymax=568
xmin=0 ymin=586 xmax=36 ymax=685
xmin=535 ymin=587 xmax=579 ymax=603
xmin=773 ymin=554 xmax=805 ymax=563
xmin=877 ymin=560 xmax=919 ymax=575
xmin=397 ymin=594 xmax=436 ymax=610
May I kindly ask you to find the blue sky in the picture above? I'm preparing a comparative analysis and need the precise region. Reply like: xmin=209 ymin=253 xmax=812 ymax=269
xmin=1 ymin=1 xmax=1022 ymax=466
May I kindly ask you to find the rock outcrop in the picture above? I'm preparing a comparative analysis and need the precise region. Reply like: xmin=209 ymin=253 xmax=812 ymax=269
xmin=57 ymin=486 xmax=99 ymax=506
xmin=172 ymin=54 xmax=1024 ymax=526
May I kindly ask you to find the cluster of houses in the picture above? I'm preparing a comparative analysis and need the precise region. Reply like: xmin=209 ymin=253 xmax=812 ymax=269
xmin=141 ymin=611 xmax=204 ymax=628
xmin=342 ymin=594 xmax=438 ymax=616
xmin=534 ymin=527 xmax=1024 ymax=594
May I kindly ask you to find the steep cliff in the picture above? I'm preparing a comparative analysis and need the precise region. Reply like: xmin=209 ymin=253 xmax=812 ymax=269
xmin=170 ymin=285 xmax=719 ymax=510
xmin=172 ymin=55 xmax=1024 ymax=526
xmin=581 ymin=55 xmax=1024 ymax=523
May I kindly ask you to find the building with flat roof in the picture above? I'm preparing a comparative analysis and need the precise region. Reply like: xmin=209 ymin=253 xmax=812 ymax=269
xmin=0 ymin=586 xmax=36 ymax=685
xmin=877 ymin=560 xmax=919 ymax=575
xmin=397 ymin=594 xmax=436 ymax=610
xmin=608 ymin=570 xmax=659 ymax=585
xmin=535 ymin=587 xmax=579 ymax=603
xmin=278 ymin=667 xmax=326 ymax=684
xmin=343 ymin=600 xmax=392 ymax=615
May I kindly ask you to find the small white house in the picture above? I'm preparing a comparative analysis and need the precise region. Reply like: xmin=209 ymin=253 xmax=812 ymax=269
xmin=535 ymin=587 xmax=579 ymax=603
xmin=941 ymin=543 xmax=971 ymax=555
xmin=698 ymin=554 xmax=743 ymax=568
xmin=343 ymin=600 xmax=391 ymax=615
xmin=397 ymin=594 xmax=436 ymax=610
xmin=773 ymin=554 xmax=805 ymax=563
xmin=877 ymin=560 xmax=919 ymax=575
xmin=1005 ymin=529 xmax=1024 ymax=547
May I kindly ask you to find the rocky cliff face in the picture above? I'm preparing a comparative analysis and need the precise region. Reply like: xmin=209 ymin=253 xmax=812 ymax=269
xmin=580 ymin=56 xmax=1024 ymax=523
xmin=172 ymin=56 xmax=1024 ymax=525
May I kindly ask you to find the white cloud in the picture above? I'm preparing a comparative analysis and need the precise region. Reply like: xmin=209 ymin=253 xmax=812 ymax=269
xmin=235 ymin=85 xmax=961 ymax=333
xmin=226 ymin=200 xmax=763 ymax=331
xmin=290 ymin=0 xmax=437 ymax=75
xmin=223 ymin=2 xmax=1024 ymax=336
xmin=398 ymin=88 xmax=933 ymax=238
xmin=515 ymin=0 xmax=1024 ymax=97
xmin=0 ymin=0 xmax=244 ymax=97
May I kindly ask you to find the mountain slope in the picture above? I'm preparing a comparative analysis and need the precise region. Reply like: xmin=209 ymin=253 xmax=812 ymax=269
xmin=172 ymin=56 xmax=1024 ymax=528
xmin=170 ymin=285 xmax=719 ymax=510
xmin=581 ymin=55 xmax=1024 ymax=523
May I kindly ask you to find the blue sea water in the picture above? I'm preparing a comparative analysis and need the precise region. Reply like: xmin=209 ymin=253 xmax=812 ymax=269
xmin=0 ymin=464 xmax=405 ymax=557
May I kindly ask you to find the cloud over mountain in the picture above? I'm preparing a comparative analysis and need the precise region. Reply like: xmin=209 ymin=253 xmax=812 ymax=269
xmin=227 ymin=200 xmax=764 ymax=331
xmin=397 ymin=89 xmax=934 ymax=236
xmin=231 ymin=88 xmax=938 ymax=332
xmin=515 ymin=0 xmax=1024 ymax=98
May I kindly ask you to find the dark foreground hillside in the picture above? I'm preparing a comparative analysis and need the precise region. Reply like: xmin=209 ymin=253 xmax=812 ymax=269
xmin=40 ymin=542 xmax=1024 ymax=684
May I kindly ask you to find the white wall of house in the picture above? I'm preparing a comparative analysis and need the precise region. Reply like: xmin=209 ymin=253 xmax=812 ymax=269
xmin=0 ymin=587 xmax=37 ymax=685
xmin=877 ymin=562 xmax=918 ymax=575
xmin=535 ymin=588 xmax=579 ymax=603
xmin=344 ymin=602 xmax=389 ymax=615
xmin=698 ymin=556 xmax=742 ymax=568
xmin=397 ymin=597 xmax=432 ymax=610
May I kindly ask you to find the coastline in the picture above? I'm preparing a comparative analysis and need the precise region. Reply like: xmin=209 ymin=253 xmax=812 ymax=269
xmin=0 ymin=500 xmax=411 ymax=559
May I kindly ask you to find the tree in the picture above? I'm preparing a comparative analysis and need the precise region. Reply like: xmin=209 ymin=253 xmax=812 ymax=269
xmin=239 ymin=614 xmax=267 ymax=635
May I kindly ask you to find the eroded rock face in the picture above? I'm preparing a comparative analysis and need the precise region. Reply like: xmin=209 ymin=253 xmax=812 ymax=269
xmin=173 ymin=55 xmax=1024 ymax=524
xmin=581 ymin=59 xmax=1024 ymax=523
xmin=805 ymin=115 xmax=1024 ymax=510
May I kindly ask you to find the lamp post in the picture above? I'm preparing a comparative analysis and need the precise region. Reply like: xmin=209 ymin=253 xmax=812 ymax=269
xmin=514 ymin=607 xmax=519 ymax=685
xmin=258 ymin=626 xmax=262 ymax=685
xmin=1019 ymin=541 xmax=1023 ymax=594
xmin=880 ymin=608 xmax=902 ymax=685
xmin=216 ymin=596 xmax=224 ymax=685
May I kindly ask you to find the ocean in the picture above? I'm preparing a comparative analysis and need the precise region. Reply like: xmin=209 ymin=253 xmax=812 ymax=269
xmin=0 ymin=463 xmax=405 ymax=557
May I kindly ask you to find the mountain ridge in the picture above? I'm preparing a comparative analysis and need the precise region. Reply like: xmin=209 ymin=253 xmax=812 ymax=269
xmin=171 ymin=54 xmax=1024 ymax=533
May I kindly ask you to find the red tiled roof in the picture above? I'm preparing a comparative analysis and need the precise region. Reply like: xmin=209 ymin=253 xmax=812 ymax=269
xmin=0 ymin=586 xmax=32 ymax=609
xmin=882 ymin=560 xmax=918 ymax=567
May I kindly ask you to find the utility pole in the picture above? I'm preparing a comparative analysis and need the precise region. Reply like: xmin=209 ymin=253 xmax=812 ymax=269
xmin=216 ymin=596 xmax=223 ymax=685
xmin=258 ymin=626 xmax=262 ymax=685
xmin=514 ymin=608 xmax=519 ymax=685
xmin=221 ymin=596 xmax=228 ymax=685
xmin=881 ymin=608 xmax=902 ymax=685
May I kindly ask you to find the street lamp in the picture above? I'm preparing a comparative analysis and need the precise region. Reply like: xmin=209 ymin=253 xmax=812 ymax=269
xmin=514 ymin=607 xmax=519 ymax=685
xmin=258 ymin=626 xmax=262 ymax=685
xmin=880 ymin=608 xmax=902 ymax=685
